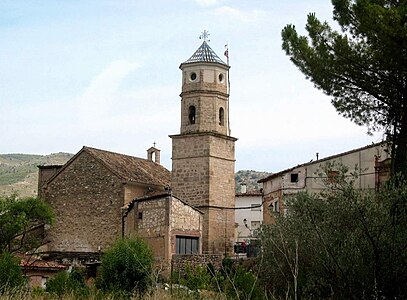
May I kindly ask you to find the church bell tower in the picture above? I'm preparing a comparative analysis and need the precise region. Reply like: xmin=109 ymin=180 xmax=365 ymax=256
xmin=170 ymin=32 xmax=237 ymax=255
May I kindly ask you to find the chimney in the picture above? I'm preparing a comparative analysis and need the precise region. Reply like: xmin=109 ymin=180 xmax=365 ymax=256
xmin=147 ymin=147 xmax=161 ymax=164
xmin=240 ymin=183 xmax=247 ymax=194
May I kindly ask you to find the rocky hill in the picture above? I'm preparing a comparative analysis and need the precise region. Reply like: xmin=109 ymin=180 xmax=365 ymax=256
xmin=0 ymin=153 xmax=73 ymax=197
xmin=235 ymin=170 xmax=271 ymax=193
xmin=0 ymin=153 xmax=270 ymax=197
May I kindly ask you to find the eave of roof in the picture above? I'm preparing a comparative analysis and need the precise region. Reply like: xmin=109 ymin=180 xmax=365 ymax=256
xmin=17 ymin=254 xmax=67 ymax=270
xmin=123 ymin=191 xmax=204 ymax=216
xmin=236 ymin=191 xmax=263 ymax=197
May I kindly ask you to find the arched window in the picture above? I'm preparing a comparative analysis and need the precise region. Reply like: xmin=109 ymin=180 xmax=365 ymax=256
xmin=219 ymin=107 xmax=225 ymax=126
xmin=189 ymin=106 xmax=196 ymax=124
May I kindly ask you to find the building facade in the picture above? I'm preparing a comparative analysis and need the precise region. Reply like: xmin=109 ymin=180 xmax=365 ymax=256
xmin=123 ymin=192 xmax=203 ymax=265
xmin=259 ymin=143 xmax=390 ymax=224
xmin=234 ymin=185 xmax=263 ymax=243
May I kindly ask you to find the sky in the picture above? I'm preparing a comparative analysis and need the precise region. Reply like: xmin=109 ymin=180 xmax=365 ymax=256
xmin=0 ymin=0 xmax=383 ymax=172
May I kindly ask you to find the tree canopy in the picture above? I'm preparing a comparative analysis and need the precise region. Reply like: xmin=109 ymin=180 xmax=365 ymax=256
xmin=281 ymin=0 xmax=407 ymax=177
xmin=0 ymin=195 xmax=54 ymax=254
xmin=96 ymin=237 xmax=154 ymax=295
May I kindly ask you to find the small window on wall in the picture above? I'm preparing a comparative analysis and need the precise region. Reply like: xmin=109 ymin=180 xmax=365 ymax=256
xmin=219 ymin=107 xmax=225 ymax=126
xmin=268 ymin=199 xmax=280 ymax=213
xmin=188 ymin=106 xmax=196 ymax=124
xmin=290 ymin=173 xmax=299 ymax=183
xmin=176 ymin=236 xmax=199 ymax=254
xmin=190 ymin=72 xmax=197 ymax=81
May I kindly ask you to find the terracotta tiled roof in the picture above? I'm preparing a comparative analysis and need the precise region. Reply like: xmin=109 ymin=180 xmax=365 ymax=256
xmin=236 ymin=191 xmax=263 ymax=197
xmin=17 ymin=254 xmax=67 ymax=270
xmin=83 ymin=147 xmax=171 ymax=186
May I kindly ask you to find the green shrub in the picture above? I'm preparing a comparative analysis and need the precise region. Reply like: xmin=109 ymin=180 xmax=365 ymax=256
xmin=96 ymin=237 xmax=154 ymax=296
xmin=45 ymin=268 xmax=89 ymax=298
xmin=180 ymin=264 xmax=213 ymax=292
xmin=0 ymin=252 xmax=26 ymax=294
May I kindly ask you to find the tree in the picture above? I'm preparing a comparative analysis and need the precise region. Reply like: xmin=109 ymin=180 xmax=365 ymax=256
xmin=96 ymin=237 xmax=154 ymax=295
xmin=259 ymin=165 xmax=407 ymax=299
xmin=0 ymin=252 xmax=26 ymax=294
xmin=281 ymin=0 xmax=407 ymax=178
xmin=0 ymin=194 xmax=54 ymax=254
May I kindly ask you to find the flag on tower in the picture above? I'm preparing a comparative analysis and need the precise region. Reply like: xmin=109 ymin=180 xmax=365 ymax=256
xmin=224 ymin=43 xmax=229 ymax=65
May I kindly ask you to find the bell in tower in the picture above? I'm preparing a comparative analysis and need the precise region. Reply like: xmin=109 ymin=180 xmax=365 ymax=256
xmin=170 ymin=31 xmax=237 ymax=255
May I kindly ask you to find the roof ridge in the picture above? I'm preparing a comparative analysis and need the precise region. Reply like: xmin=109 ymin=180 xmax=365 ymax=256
xmin=83 ymin=146 xmax=150 ymax=162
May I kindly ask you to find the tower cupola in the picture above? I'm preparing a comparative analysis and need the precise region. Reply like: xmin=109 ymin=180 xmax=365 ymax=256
xmin=179 ymin=32 xmax=230 ymax=136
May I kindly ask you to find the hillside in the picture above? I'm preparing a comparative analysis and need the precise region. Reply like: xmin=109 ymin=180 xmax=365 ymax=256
xmin=0 ymin=153 xmax=73 ymax=197
xmin=235 ymin=170 xmax=271 ymax=193
xmin=0 ymin=153 xmax=270 ymax=197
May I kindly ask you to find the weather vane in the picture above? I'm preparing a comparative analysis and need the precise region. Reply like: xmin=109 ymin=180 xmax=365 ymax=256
xmin=199 ymin=30 xmax=210 ymax=42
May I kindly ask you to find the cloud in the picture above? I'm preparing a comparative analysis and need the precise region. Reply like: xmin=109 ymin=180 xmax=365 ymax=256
xmin=213 ymin=6 xmax=266 ymax=22
xmin=194 ymin=0 xmax=220 ymax=7
xmin=77 ymin=60 xmax=139 ymax=127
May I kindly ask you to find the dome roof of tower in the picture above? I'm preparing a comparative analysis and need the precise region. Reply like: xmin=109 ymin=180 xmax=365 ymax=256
xmin=182 ymin=41 xmax=227 ymax=65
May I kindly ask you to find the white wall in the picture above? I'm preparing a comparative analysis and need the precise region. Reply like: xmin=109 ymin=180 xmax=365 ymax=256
xmin=235 ymin=194 xmax=263 ymax=242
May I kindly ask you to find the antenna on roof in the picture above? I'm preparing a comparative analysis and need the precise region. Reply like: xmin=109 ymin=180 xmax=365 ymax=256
xmin=199 ymin=30 xmax=210 ymax=42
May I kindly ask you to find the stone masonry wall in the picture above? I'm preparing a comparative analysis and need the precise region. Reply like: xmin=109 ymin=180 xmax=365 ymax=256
xmin=171 ymin=133 xmax=235 ymax=255
xmin=181 ymin=94 xmax=229 ymax=135
xmin=43 ymin=151 xmax=124 ymax=254
xmin=38 ymin=166 xmax=62 ymax=199
xmin=171 ymin=254 xmax=222 ymax=276
xmin=127 ymin=197 xmax=168 ymax=261
xmin=170 ymin=198 xmax=202 ymax=255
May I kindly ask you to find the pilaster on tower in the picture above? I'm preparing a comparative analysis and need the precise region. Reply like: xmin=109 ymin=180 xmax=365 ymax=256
xmin=170 ymin=33 xmax=237 ymax=255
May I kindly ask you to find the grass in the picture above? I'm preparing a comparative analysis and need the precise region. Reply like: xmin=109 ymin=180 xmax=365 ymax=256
xmin=0 ymin=287 xmax=226 ymax=300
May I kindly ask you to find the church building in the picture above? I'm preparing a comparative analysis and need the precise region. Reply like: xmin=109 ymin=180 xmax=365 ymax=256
xmin=37 ymin=35 xmax=237 ymax=265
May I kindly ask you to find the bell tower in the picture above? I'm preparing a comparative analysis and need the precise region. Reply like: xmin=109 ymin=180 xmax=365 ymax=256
xmin=170 ymin=32 xmax=237 ymax=255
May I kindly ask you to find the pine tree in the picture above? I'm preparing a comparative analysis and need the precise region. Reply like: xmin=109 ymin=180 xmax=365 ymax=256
xmin=282 ymin=0 xmax=407 ymax=177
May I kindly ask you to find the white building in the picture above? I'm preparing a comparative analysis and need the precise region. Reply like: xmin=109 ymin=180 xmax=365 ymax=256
xmin=234 ymin=184 xmax=263 ymax=242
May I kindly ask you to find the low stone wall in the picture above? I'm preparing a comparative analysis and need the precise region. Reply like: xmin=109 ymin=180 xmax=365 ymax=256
xmin=171 ymin=254 xmax=223 ymax=275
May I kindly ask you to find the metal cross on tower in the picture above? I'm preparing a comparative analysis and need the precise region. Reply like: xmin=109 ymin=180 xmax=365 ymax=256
xmin=199 ymin=30 xmax=210 ymax=42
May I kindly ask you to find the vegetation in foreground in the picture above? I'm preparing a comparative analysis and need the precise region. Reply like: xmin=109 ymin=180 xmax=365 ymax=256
xmin=260 ymin=164 xmax=407 ymax=299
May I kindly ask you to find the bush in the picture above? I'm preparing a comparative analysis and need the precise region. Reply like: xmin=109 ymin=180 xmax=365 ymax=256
xmin=45 ymin=268 xmax=89 ymax=298
xmin=0 ymin=252 xmax=26 ymax=294
xmin=96 ymin=237 xmax=154 ymax=295
xmin=172 ymin=259 xmax=263 ymax=299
